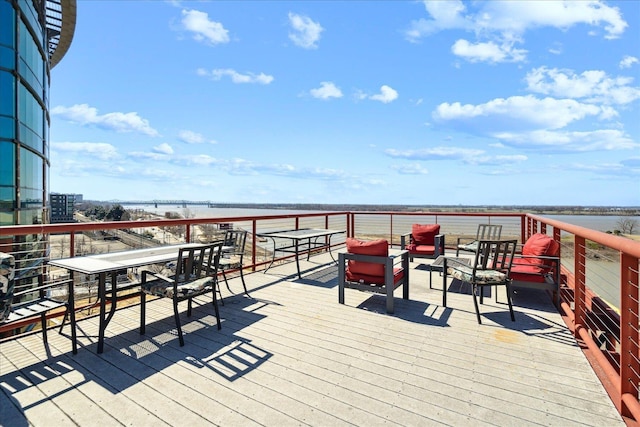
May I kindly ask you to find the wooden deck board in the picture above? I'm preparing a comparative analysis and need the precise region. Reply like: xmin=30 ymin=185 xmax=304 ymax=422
xmin=0 ymin=253 xmax=624 ymax=426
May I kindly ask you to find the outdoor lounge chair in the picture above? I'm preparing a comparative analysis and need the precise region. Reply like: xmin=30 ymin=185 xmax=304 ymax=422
xmin=456 ymin=224 xmax=502 ymax=256
xmin=400 ymin=224 xmax=445 ymax=262
xmin=510 ymin=233 xmax=561 ymax=305
xmin=338 ymin=238 xmax=409 ymax=314
xmin=446 ymin=239 xmax=518 ymax=324
xmin=140 ymin=242 xmax=223 ymax=346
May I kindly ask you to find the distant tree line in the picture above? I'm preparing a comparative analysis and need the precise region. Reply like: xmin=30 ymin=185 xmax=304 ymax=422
xmin=77 ymin=202 xmax=130 ymax=221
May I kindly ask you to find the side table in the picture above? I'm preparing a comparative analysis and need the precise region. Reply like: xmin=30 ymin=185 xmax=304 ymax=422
xmin=428 ymin=255 xmax=471 ymax=307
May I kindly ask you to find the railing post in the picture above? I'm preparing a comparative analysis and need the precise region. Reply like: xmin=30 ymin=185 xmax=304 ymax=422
xmin=574 ymin=236 xmax=586 ymax=339
xmin=620 ymin=252 xmax=640 ymax=418
xmin=251 ymin=220 xmax=257 ymax=272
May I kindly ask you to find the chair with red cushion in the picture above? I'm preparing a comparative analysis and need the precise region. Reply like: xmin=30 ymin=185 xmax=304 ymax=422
xmin=510 ymin=233 xmax=561 ymax=306
xmin=338 ymin=238 xmax=409 ymax=314
xmin=400 ymin=224 xmax=445 ymax=262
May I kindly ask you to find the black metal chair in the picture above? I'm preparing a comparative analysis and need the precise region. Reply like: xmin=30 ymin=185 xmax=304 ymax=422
xmin=219 ymin=230 xmax=248 ymax=296
xmin=455 ymin=224 xmax=502 ymax=256
xmin=446 ymin=239 xmax=517 ymax=324
xmin=140 ymin=242 xmax=223 ymax=346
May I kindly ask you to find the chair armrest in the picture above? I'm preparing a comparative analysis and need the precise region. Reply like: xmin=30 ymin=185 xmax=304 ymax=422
xmin=456 ymin=236 xmax=477 ymax=245
xmin=435 ymin=234 xmax=445 ymax=256
xmin=141 ymin=270 xmax=174 ymax=284
xmin=400 ymin=233 xmax=412 ymax=249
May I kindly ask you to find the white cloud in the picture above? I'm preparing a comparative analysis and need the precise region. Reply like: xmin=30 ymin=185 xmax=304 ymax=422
xmin=620 ymin=55 xmax=639 ymax=69
xmin=51 ymin=104 xmax=159 ymax=136
xmin=434 ymin=95 xmax=604 ymax=131
xmin=310 ymin=82 xmax=343 ymax=100
xmin=52 ymin=142 xmax=119 ymax=160
xmin=493 ymin=129 xmax=639 ymax=152
xmin=172 ymin=154 xmax=219 ymax=166
xmin=181 ymin=9 xmax=229 ymax=45
xmin=406 ymin=1 xmax=627 ymax=62
xmin=391 ymin=163 xmax=429 ymax=175
xmin=288 ymin=12 xmax=323 ymax=49
xmin=451 ymin=39 xmax=526 ymax=63
xmin=177 ymin=130 xmax=217 ymax=145
xmin=369 ymin=85 xmax=399 ymax=104
xmin=385 ymin=146 xmax=484 ymax=161
xmin=153 ymin=143 xmax=174 ymax=155
xmin=526 ymin=66 xmax=640 ymax=105
xmin=197 ymin=68 xmax=274 ymax=84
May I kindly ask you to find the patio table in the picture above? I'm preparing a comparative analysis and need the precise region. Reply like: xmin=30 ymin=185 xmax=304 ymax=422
xmin=256 ymin=228 xmax=345 ymax=279
xmin=49 ymin=243 xmax=219 ymax=354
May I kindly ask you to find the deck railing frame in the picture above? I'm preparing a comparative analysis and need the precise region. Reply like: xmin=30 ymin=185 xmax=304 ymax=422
xmin=1 ymin=210 xmax=639 ymax=423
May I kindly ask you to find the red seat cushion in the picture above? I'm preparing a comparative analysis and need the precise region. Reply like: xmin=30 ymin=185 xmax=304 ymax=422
xmin=345 ymin=238 xmax=388 ymax=279
xmin=346 ymin=268 xmax=405 ymax=286
xmin=411 ymin=224 xmax=440 ymax=245
xmin=510 ymin=263 xmax=547 ymax=282
xmin=510 ymin=234 xmax=560 ymax=282
xmin=406 ymin=244 xmax=436 ymax=255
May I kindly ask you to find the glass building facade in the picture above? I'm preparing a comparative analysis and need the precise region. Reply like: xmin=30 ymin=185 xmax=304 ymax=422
xmin=0 ymin=0 xmax=75 ymax=292
xmin=1 ymin=0 xmax=75 ymax=229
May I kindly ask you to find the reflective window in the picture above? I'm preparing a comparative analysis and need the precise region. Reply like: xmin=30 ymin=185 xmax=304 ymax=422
xmin=0 ymin=45 xmax=15 ymax=71
xmin=0 ymin=141 xmax=15 ymax=186
xmin=0 ymin=1 xmax=15 ymax=48
xmin=18 ymin=21 xmax=44 ymax=95
xmin=0 ymin=116 xmax=14 ymax=139
xmin=0 ymin=70 xmax=13 ymax=115
xmin=19 ymin=146 xmax=43 ymax=191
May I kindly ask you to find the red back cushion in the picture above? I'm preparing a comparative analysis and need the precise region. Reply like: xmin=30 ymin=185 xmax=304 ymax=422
xmin=346 ymin=238 xmax=388 ymax=278
xmin=523 ymin=233 xmax=560 ymax=257
xmin=412 ymin=224 xmax=440 ymax=245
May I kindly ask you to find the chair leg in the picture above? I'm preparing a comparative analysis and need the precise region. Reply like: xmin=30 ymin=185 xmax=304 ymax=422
xmin=212 ymin=288 xmax=221 ymax=330
xmin=41 ymin=312 xmax=48 ymax=343
xmin=58 ymin=307 xmax=68 ymax=334
xmin=472 ymin=285 xmax=482 ymax=324
xmin=505 ymin=283 xmax=515 ymax=322
xmin=173 ymin=299 xmax=184 ymax=346
xmin=222 ymin=270 xmax=232 ymax=293
xmin=239 ymin=266 xmax=248 ymax=295
xmin=140 ymin=291 xmax=146 ymax=335
xmin=215 ymin=276 xmax=224 ymax=306
xmin=187 ymin=298 xmax=192 ymax=317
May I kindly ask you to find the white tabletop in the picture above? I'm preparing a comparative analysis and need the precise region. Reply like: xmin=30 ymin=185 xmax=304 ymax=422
xmin=49 ymin=243 xmax=223 ymax=274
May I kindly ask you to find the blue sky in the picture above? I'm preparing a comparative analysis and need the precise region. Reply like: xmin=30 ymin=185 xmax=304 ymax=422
xmin=49 ymin=1 xmax=640 ymax=206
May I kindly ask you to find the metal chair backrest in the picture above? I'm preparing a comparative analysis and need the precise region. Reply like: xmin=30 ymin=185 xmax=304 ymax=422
xmin=223 ymin=230 xmax=247 ymax=256
xmin=475 ymin=224 xmax=502 ymax=241
xmin=473 ymin=239 xmax=517 ymax=276
xmin=175 ymin=242 xmax=222 ymax=282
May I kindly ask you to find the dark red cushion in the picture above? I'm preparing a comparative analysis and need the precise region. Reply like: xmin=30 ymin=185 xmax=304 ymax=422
xmin=406 ymin=244 xmax=436 ymax=255
xmin=346 ymin=238 xmax=388 ymax=278
xmin=510 ymin=263 xmax=546 ymax=282
xmin=346 ymin=268 xmax=404 ymax=286
xmin=412 ymin=224 xmax=440 ymax=245
xmin=523 ymin=233 xmax=560 ymax=257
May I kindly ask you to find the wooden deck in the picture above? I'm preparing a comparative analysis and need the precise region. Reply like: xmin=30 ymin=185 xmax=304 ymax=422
xmin=1 ymin=253 xmax=624 ymax=426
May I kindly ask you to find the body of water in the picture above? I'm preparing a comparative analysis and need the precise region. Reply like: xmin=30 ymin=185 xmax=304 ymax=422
xmin=128 ymin=204 xmax=637 ymax=233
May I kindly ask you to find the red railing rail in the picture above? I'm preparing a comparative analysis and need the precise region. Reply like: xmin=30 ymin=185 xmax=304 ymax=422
xmin=525 ymin=213 xmax=640 ymax=423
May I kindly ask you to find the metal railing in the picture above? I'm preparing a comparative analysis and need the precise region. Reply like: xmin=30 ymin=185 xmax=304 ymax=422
xmin=1 ymin=210 xmax=639 ymax=423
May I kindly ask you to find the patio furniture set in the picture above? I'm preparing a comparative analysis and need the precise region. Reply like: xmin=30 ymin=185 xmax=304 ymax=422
xmin=337 ymin=223 xmax=562 ymax=324
xmin=0 ymin=224 xmax=562 ymax=354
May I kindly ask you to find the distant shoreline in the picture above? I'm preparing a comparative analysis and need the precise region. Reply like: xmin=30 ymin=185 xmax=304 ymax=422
xmin=88 ymin=201 xmax=640 ymax=216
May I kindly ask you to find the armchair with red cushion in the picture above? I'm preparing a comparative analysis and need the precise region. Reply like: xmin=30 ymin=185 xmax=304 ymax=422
xmin=510 ymin=233 xmax=561 ymax=305
xmin=400 ymin=224 xmax=445 ymax=262
xmin=338 ymin=238 xmax=409 ymax=314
